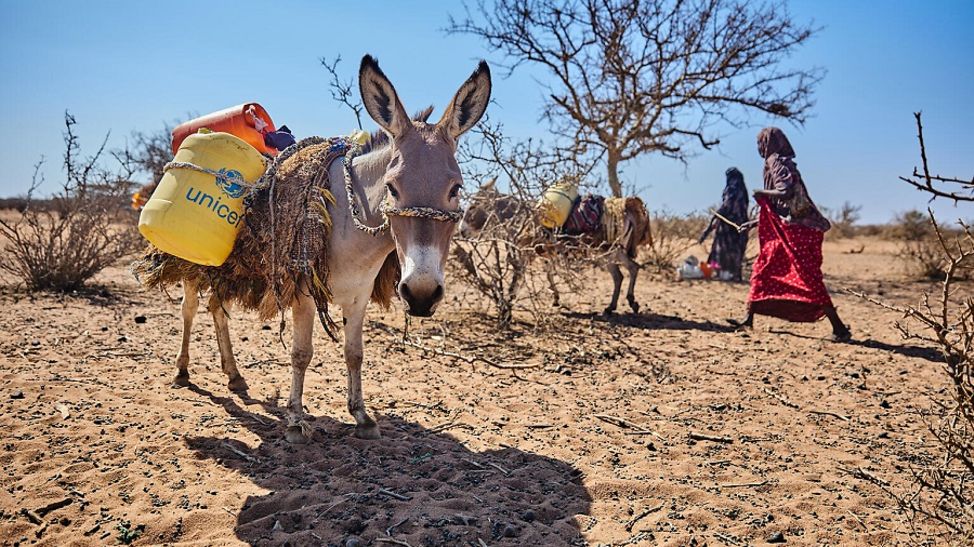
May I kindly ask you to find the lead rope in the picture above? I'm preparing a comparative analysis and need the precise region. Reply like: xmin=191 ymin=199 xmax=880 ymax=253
xmin=342 ymin=145 xmax=391 ymax=235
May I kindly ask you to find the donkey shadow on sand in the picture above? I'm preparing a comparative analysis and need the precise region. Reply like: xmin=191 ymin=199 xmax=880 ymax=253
xmin=184 ymin=386 xmax=592 ymax=546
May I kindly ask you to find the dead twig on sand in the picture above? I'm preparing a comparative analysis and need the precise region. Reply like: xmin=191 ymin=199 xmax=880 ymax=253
xmin=808 ymin=409 xmax=850 ymax=422
xmin=714 ymin=531 xmax=743 ymax=545
xmin=402 ymin=338 xmax=539 ymax=371
xmin=319 ymin=493 xmax=358 ymax=518
xmin=762 ymin=387 xmax=801 ymax=409
xmin=35 ymin=497 xmax=73 ymax=517
xmin=21 ymin=508 xmax=43 ymax=525
xmin=720 ymin=480 xmax=769 ymax=489
xmin=386 ymin=517 xmax=410 ymax=537
xmin=593 ymin=414 xmax=666 ymax=441
xmin=378 ymin=488 xmax=413 ymax=501
xmin=487 ymin=462 xmax=511 ymax=476
xmin=847 ymin=509 xmax=867 ymax=530
xmin=689 ymin=432 xmax=734 ymax=444
xmin=625 ymin=503 xmax=663 ymax=532
xmin=839 ymin=466 xmax=890 ymax=487
xmin=221 ymin=442 xmax=258 ymax=463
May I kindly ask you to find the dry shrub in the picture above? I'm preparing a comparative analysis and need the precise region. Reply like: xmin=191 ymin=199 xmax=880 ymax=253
xmin=0 ymin=112 xmax=141 ymax=291
xmin=823 ymin=201 xmax=862 ymax=239
xmin=853 ymin=217 xmax=974 ymax=542
xmin=451 ymin=196 xmax=534 ymax=326
xmin=450 ymin=119 xmax=596 ymax=326
xmin=644 ymin=209 xmax=710 ymax=272
xmin=891 ymin=210 xmax=973 ymax=280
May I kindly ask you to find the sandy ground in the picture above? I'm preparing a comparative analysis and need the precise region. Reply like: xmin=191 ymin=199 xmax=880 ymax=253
xmin=0 ymin=236 xmax=960 ymax=546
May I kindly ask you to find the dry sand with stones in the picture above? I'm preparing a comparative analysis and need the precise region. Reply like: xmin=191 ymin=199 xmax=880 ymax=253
xmin=0 ymin=237 xmax=957 ymax=546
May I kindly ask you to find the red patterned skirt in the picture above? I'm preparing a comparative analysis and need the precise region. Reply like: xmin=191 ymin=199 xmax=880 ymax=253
xmin=747 ymin=198 xmax=832 ymax=322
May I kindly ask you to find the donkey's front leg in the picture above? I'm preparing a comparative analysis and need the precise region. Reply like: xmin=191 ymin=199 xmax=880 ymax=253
xmin=285 ymin=288 xmax=316 ymax=443
xmin=343 ymin=300 xmax=380 ymax=439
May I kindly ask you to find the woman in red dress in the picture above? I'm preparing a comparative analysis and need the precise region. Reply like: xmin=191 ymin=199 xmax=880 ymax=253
xmin=730 ymin=127 xmax=852 ymax=341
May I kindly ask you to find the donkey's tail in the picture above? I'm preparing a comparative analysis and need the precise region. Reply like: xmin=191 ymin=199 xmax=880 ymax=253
xmin=623 ymin=197 xmax=652 ymax=258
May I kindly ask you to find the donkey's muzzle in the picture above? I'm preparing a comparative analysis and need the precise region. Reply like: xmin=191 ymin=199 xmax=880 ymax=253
xmin=399 ymin=282 xmax=444 ymax=317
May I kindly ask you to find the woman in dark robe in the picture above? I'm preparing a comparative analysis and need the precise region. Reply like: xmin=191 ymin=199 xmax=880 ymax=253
xmin=699 ymin=167 xmax=750 ymax=281
xmin=729 ymin=127 xmax=852 ymax=341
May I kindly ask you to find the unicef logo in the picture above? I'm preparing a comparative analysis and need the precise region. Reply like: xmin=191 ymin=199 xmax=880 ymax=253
xmin=215 ymin=168 xmax=246 ymax=199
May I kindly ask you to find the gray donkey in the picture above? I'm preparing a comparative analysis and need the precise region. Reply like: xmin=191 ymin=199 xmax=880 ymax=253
xmin=146 ymin=55 xmax=491 ymax=442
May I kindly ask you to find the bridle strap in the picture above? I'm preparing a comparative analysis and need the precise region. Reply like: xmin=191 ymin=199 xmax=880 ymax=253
xmin=342 ymin=144 xmax=463 ymax=236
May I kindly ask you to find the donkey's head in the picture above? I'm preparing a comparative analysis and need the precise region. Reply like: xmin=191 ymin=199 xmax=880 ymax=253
xmin=359 ymin=55 xmax=491 ymax=317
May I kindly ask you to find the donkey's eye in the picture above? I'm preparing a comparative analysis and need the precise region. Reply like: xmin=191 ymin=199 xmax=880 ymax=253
xmin=386 ymin=183 xmax=400 ymax=200
xmin=449 ymin=184 xmax=462 ymax=200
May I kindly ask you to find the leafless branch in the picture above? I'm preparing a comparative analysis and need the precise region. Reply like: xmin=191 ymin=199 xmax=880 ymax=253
xmin=899 ymin=112 xmax=974 ymax=203
xmin=320 ymin=55 xmax=364 ymax=130
xmin=447 ymin=0 xmax=822 ymax=196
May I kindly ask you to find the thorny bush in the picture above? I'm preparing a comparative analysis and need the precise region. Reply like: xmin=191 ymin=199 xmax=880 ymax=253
xmin=450 ymin=119 xmax=599 ymax=326
xmin=0 ymin=112 xmax=142 ymax=291
xmin=851 ymin=114 xmax=974 ymax=542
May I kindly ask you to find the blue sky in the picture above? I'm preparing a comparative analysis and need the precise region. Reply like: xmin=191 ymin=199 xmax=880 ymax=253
xmin=0 ymin=0 xmax=971 ymax=222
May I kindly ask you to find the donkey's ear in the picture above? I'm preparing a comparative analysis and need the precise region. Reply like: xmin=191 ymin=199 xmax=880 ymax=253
xmin=359 ymin=55 xmax=411 ymax=139
xmin=437 ymin=61 xmax=491 ymax=141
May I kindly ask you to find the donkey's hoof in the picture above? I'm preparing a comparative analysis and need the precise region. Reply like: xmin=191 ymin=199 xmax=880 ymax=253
xmin=602 ymin=307 xmax=616 ymax=316
xmin=628 ymin=300 xmax=641 ymax=314
xmin=284 ymin=426 xmax=309 ymax=444
xmin=353 ymin=423 xmax=381 ymax=440
xmin=172 ymin=372 xmax=190 ymax=388
xmin=227 ymin=376 xmax=249 ymax=392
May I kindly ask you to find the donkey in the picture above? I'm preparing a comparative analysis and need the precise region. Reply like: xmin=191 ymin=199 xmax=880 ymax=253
xmin=460 ymin=182 xmax=651 ymax=314
xmin=161 ymin=55 xmax=491 ymax=442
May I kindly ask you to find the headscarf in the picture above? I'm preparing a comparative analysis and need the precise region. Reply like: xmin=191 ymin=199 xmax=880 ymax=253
xmin=757 ymin=127 xmax=795 ymax=159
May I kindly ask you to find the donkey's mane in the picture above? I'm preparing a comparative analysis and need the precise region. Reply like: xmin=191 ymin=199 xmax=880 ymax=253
xmin=360 ymin=106 xmax=435 ymax=154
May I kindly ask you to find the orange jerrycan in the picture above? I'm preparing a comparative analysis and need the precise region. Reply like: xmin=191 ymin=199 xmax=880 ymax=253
xmin=139 ymin=131 xmax=267 ymax=266
xmin=171 ymin=103 xmax=278 ymax=156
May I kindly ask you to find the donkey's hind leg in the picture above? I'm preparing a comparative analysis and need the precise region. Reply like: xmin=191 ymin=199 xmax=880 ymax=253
xmin=624 ymin=255 xmax=641 ymax=314
xmin=342 ymin=299 xmax=380 ymax=439
xmin=173 ymin=280 xmax=199 ymax=387
xmin=209 ymin=295 xmax=247 ymax=392
xmin=545 ymin=260 xmax=562 ymax=308
xmin=285 ymin=285 xmax=316 ymax=443
xmin=604 ymin=263 xmax=623 ymax=315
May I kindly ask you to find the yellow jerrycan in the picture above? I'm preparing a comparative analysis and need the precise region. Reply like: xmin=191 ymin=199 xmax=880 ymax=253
xmin=538 ymin=178 xmax=579 ymax=229
xmin=138 ymin=131 xmax=267 ymax=266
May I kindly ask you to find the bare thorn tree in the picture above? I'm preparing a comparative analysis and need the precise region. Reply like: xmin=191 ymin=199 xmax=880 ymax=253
xmin=900 ymin=112 xmax=974 ymax=203
xmin=846 ymin=113 xmax=973 ymax=542
xmin=320 ymin=55 xmax=364 ymax=130
xmin=447 ymin=0 xmax=823 ymax=196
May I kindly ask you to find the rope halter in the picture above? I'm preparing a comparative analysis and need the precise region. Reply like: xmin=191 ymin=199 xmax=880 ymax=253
xmin=342 ymin=145 xmax=464 ymax=236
